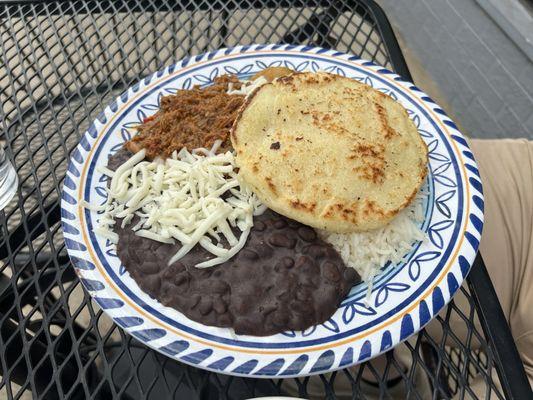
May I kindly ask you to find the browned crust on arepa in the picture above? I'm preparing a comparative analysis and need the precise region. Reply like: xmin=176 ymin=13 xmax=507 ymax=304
xmin=231 ymin=72 xmax=428 ymax=233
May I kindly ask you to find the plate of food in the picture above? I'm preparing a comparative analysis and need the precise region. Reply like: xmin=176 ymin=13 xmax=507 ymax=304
xmin=61 ymin=44 xmax=483 ymax=377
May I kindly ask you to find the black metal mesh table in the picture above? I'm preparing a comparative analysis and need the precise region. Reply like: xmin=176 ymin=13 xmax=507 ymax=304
xmin=0 ymin=1 xmax=531 ymax=399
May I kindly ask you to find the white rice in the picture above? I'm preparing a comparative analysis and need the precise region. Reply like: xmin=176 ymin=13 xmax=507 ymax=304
xmin=319 ymin=188 xmax=427 ymax=298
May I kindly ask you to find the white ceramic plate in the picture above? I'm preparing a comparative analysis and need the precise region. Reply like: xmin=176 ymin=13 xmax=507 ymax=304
xmin=61 ymin=44 xmax=484 ymax=378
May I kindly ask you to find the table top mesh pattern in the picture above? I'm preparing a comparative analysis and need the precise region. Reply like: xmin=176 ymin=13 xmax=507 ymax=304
xmin=0 ymin=1 xmax=513 ymax=398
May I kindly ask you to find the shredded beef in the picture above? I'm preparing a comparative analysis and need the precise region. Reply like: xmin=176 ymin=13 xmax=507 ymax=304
xmin=126 ymin=75 xmax=244 ymax=159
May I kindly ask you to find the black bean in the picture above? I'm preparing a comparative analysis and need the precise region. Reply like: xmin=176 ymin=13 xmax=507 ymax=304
xmin=295 ymin=256 xmax=318 ymax=273
xmin=296 ymin=287 xmax=311 ymax=301
xmin=254 ymin=243 xmax=273 ymax=258
xmin=139 ymin=239 xmax=152 ymax=250
xmin=261 ymin=304 xmax=277 ymax=316
xmin=272 ymin=310 xmax=289 ymax=326
xmin=141 ymin=261 xmax=159 ymax=275
xmin=273 ymin=219 xmax=287 ymax=229
xmin=142 ymin=275 xmax=161 ymax=293
xmin=268 ymin=233 xmax=296 ymax=249
xmin=190 ymin=294 xmax=201 ymax=309
xmin=128 ymin=249 xmax=140 ymax=264
xmin=218 ymin=313 xmax=232 ymax=325
xmin=292 ymin=300 xmax=308 ymax=314
xmin=282 ymin=257 xmax=294 ymax=269
xmin=232 ymin=298 xmax=248 ymax=314
xmin=304 ymin=244 xmax=327 ymax=258
xmin=241 ymin=249 xmax=259 ymax=260
xmin=198 ymin=298 xmax=213 ymax=315
xmin=343 ymin=267 xmax=359 ymax=282
xmin=323 ymin=261 xmax=341 ymax=282
xmin=161 ymin=263 xmax=183 ymax=279
xmin=253 ymin=221 xmax=266 ymax=231
xmin=173 ymin=273 xmax=189 ymax=287
xmin=213 ymin=301 xmax=227 ymax=314
xmin=207 ymin=280 xmax=229 ymax=294
xmin=298 ymin=226 xmax=317 ymax=242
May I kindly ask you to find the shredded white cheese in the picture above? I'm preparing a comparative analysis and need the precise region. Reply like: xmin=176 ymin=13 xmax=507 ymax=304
xmin=227 ymin=76 xmax=268 ymax=96
xmin=89 ymin=141 xmax=265 ymax=268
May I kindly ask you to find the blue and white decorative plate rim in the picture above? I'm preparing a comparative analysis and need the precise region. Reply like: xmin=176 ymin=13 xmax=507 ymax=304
xmin=61 ymin=44 xmax=484 ymax=378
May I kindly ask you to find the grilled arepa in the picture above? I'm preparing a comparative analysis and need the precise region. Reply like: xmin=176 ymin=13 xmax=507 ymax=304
xmin=231 ymin=72 xmax=428 ymax=233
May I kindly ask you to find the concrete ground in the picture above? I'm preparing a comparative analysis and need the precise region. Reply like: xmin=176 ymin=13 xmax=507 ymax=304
xmin=376 ymin=0 xmax=533 ymax=139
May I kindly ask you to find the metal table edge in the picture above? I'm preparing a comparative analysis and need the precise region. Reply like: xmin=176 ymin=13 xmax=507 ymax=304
xmin=365 ymin=1 xmax=531 ymax=395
